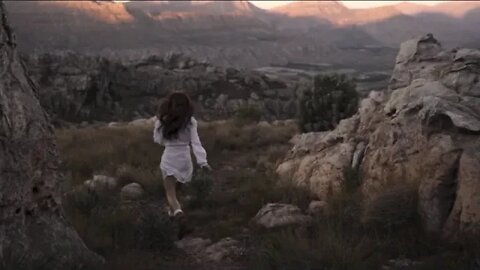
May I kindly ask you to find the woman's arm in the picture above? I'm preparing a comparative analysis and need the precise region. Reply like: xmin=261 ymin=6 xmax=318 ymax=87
xmin=153 ymin=118 xmax=163 ymax=145
xmin=190 ymin=117 xmax=208 ymax=167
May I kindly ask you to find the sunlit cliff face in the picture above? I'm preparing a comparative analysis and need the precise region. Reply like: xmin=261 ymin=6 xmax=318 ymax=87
xmin=32 ymin=1 xmax=135 ymax=24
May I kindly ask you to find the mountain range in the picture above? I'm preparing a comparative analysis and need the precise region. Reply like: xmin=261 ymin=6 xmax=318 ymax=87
xmin=5 ymin=1 xmax=480 ymax=70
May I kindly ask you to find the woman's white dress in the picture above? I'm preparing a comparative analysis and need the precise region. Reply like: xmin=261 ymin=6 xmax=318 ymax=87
xmin=153 ymin=117 xmax=208 ymax=183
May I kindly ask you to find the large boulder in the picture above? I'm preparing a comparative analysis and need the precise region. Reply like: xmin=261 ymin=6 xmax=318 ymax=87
xmin=0 ymin=2 xmax=103 ymax=268
xmin=277 ymin=34 xmax=480 ymax=239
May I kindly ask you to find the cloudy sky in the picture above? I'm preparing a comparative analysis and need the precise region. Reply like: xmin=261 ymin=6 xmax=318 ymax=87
xmin=249 ymin=1 xmax=446 ymax=9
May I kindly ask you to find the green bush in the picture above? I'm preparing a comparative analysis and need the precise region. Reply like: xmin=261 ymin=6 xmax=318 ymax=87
xmin=135 ymin=206 xmax=177 ymax=251
xmin=235 ymin=104 xmax=263 ymax=123
xmin=299 ymin=73 xmax=359 ymax=132
xmin=188 ymin=169 xmax=214 ymax=208
xmin=362 ymin=185 xmax=420 ymax=231
xmin=74 ymin=200 xmax=176 ymax=253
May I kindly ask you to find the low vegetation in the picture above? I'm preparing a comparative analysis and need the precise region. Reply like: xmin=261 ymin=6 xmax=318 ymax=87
xmin=299 ymin=73 xmax=359 ymax=132
xmin=56 ymin=120 xmax=301 ymax=267
xmin=57 ymin=119 xmax=478 ymax=269
xmin=234 ymin=104 xmax=263 ymax=124
xmin=250 ymin=170 xmax=479 ymax=270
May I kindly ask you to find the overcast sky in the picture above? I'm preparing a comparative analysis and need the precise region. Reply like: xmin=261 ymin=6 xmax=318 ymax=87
xmin=249 ymin=1 xmax=447 ymax=10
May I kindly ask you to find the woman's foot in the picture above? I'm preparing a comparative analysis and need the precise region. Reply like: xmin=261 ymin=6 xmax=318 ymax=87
xmin=173 ymin=209 xmax=184 ymax=218
xmin=166 ymin=207 xmax=183 ymax=218
xmin=166 ymin=206 xmax=174 ymax=217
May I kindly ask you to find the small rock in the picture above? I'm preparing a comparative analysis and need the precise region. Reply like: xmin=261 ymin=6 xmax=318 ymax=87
xmin=84 ymin=179 xmax=93 ymax=189
xmin=283 ymin=119 xmax=297 ymax=126
xmin=272 ymin=120 xmax=286 ymax=126
xmin=93 ymin=175 xmax=117 ymax=189
xmin=307 ymin=201 xmax=328 ymax=216
xmin=120 ymin=182 xmax=145 ymax=200
xmin=257 ymin=121 xmax=271 ymax=128
xmin=252 ymin=203 xmax=312 ymax=229
xmin=84 ymin=175 xmax=117 ymax=192
xmin=128 ymin=118 xmax=153 ymax=127
xmin=108 ymin=122 xmax=121 ymax=128
xmin=206 ymin=66 xmax=217 ymax=73
xmin=382 ymin=258 xmax=420 ymax=270
xmin=250 ymin=92 xmax=260 ymax=100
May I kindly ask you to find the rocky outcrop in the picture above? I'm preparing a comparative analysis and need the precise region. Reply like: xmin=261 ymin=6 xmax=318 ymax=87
xmin=0 ymin=3 xmax=103 ymax=269
xmin=23 ymin=52 xmax=301 ymax=124
xmin=277 ymin=34 xmax=480 ymax=239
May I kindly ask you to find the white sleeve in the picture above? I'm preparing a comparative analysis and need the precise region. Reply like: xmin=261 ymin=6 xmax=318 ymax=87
xmin=153 ymin=119 xmax=163 ymax=145
xmin=190 ymin=117 xmax=208 ymax=166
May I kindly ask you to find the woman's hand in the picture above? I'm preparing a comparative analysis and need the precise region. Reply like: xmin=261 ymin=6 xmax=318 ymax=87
xmin=201 ymin=164 xmax=212 ymax=172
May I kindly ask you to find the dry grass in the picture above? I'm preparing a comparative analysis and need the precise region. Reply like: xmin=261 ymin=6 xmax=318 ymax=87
xmin=56 ymin=120 xmax=297 ymax=192
xmin=56 ymin=120 xmax=478 ymax=269
xmin=56 ymin=125 xmax=162 ymax=193
xmin=56 ymin=119 xmax=300 ymax=266
xmin=362 ymin=184 xmax=420 ymax=231
xmin=250 ymin=173 xmax=479 ymax=270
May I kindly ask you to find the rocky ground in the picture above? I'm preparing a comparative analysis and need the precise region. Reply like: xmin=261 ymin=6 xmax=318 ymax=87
xmin=20 ymin=33 xmax=480 ymax=270
xmin=58 ymin=115 xmax=479 ymax=270
xmin=2 ymin=0 xmax=480 ymax=265
xmin=23 ymin=52 xmax=303 ymax=125
xmin=22 ymin=49 xmax=392 ymax=127
xmin=57 ymin=118 xmax=307 ymax=269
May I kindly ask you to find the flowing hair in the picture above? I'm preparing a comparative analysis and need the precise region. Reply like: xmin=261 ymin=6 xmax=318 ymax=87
xmin=157 ymin=92 xmax=194 ymax=140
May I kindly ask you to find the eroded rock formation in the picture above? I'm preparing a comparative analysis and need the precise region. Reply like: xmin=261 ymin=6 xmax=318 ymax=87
xmin=278 ymin=34 xmax=480 ymax=239
xmin=0 ymin=3 xmax=103 ymax=268
xmin=23 ymin=52 xmax=301 ymax=124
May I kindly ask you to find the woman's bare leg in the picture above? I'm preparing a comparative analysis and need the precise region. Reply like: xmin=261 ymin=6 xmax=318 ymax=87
xmin=163 ymin=176 xmax=181 ymax=212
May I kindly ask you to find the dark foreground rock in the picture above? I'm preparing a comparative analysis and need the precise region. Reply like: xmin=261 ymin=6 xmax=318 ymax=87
xmin=0 ymin=3 xmax=103 ymax=269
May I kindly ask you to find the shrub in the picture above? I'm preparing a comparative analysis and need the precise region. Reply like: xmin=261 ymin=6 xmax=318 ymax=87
xmin=76 ymin=200 xmax=176 ymax=253
xmin=362 ymin=185 xmax=420 ymax=231
xmin=135 ymin=205 xmax=177 ymax=251
xmin=299 ymin=73 xmax=359 ymax=132
xmin=343 ymin=166 xmax=362 ymax=194
xmin=250 ymin=181 xmax=439 ymax=270
xmin=235 ymin=104 xmax=263 ymax=123
xmin=188 ymin=169 xmax=214 ymax=208
xmin=64 ymin=186 xmax=99 ymax=216
xmin=252 ymin=229 xmax=320 ymax=270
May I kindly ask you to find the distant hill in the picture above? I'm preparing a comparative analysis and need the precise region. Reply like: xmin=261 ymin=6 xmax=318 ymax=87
xmin=395 ymin=1 xmax=480 ymax=17
xmin=271 ymin=1 xmax=403 ymax=25
xmin=5 ymin=1 xmax=480 ymax=70
xmin=272 ymin=1 xmax=480 ymax=47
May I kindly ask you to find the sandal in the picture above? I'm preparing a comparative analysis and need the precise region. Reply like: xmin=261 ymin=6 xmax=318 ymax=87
xmin=173 ymin=209 xmax=184 ymax=218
